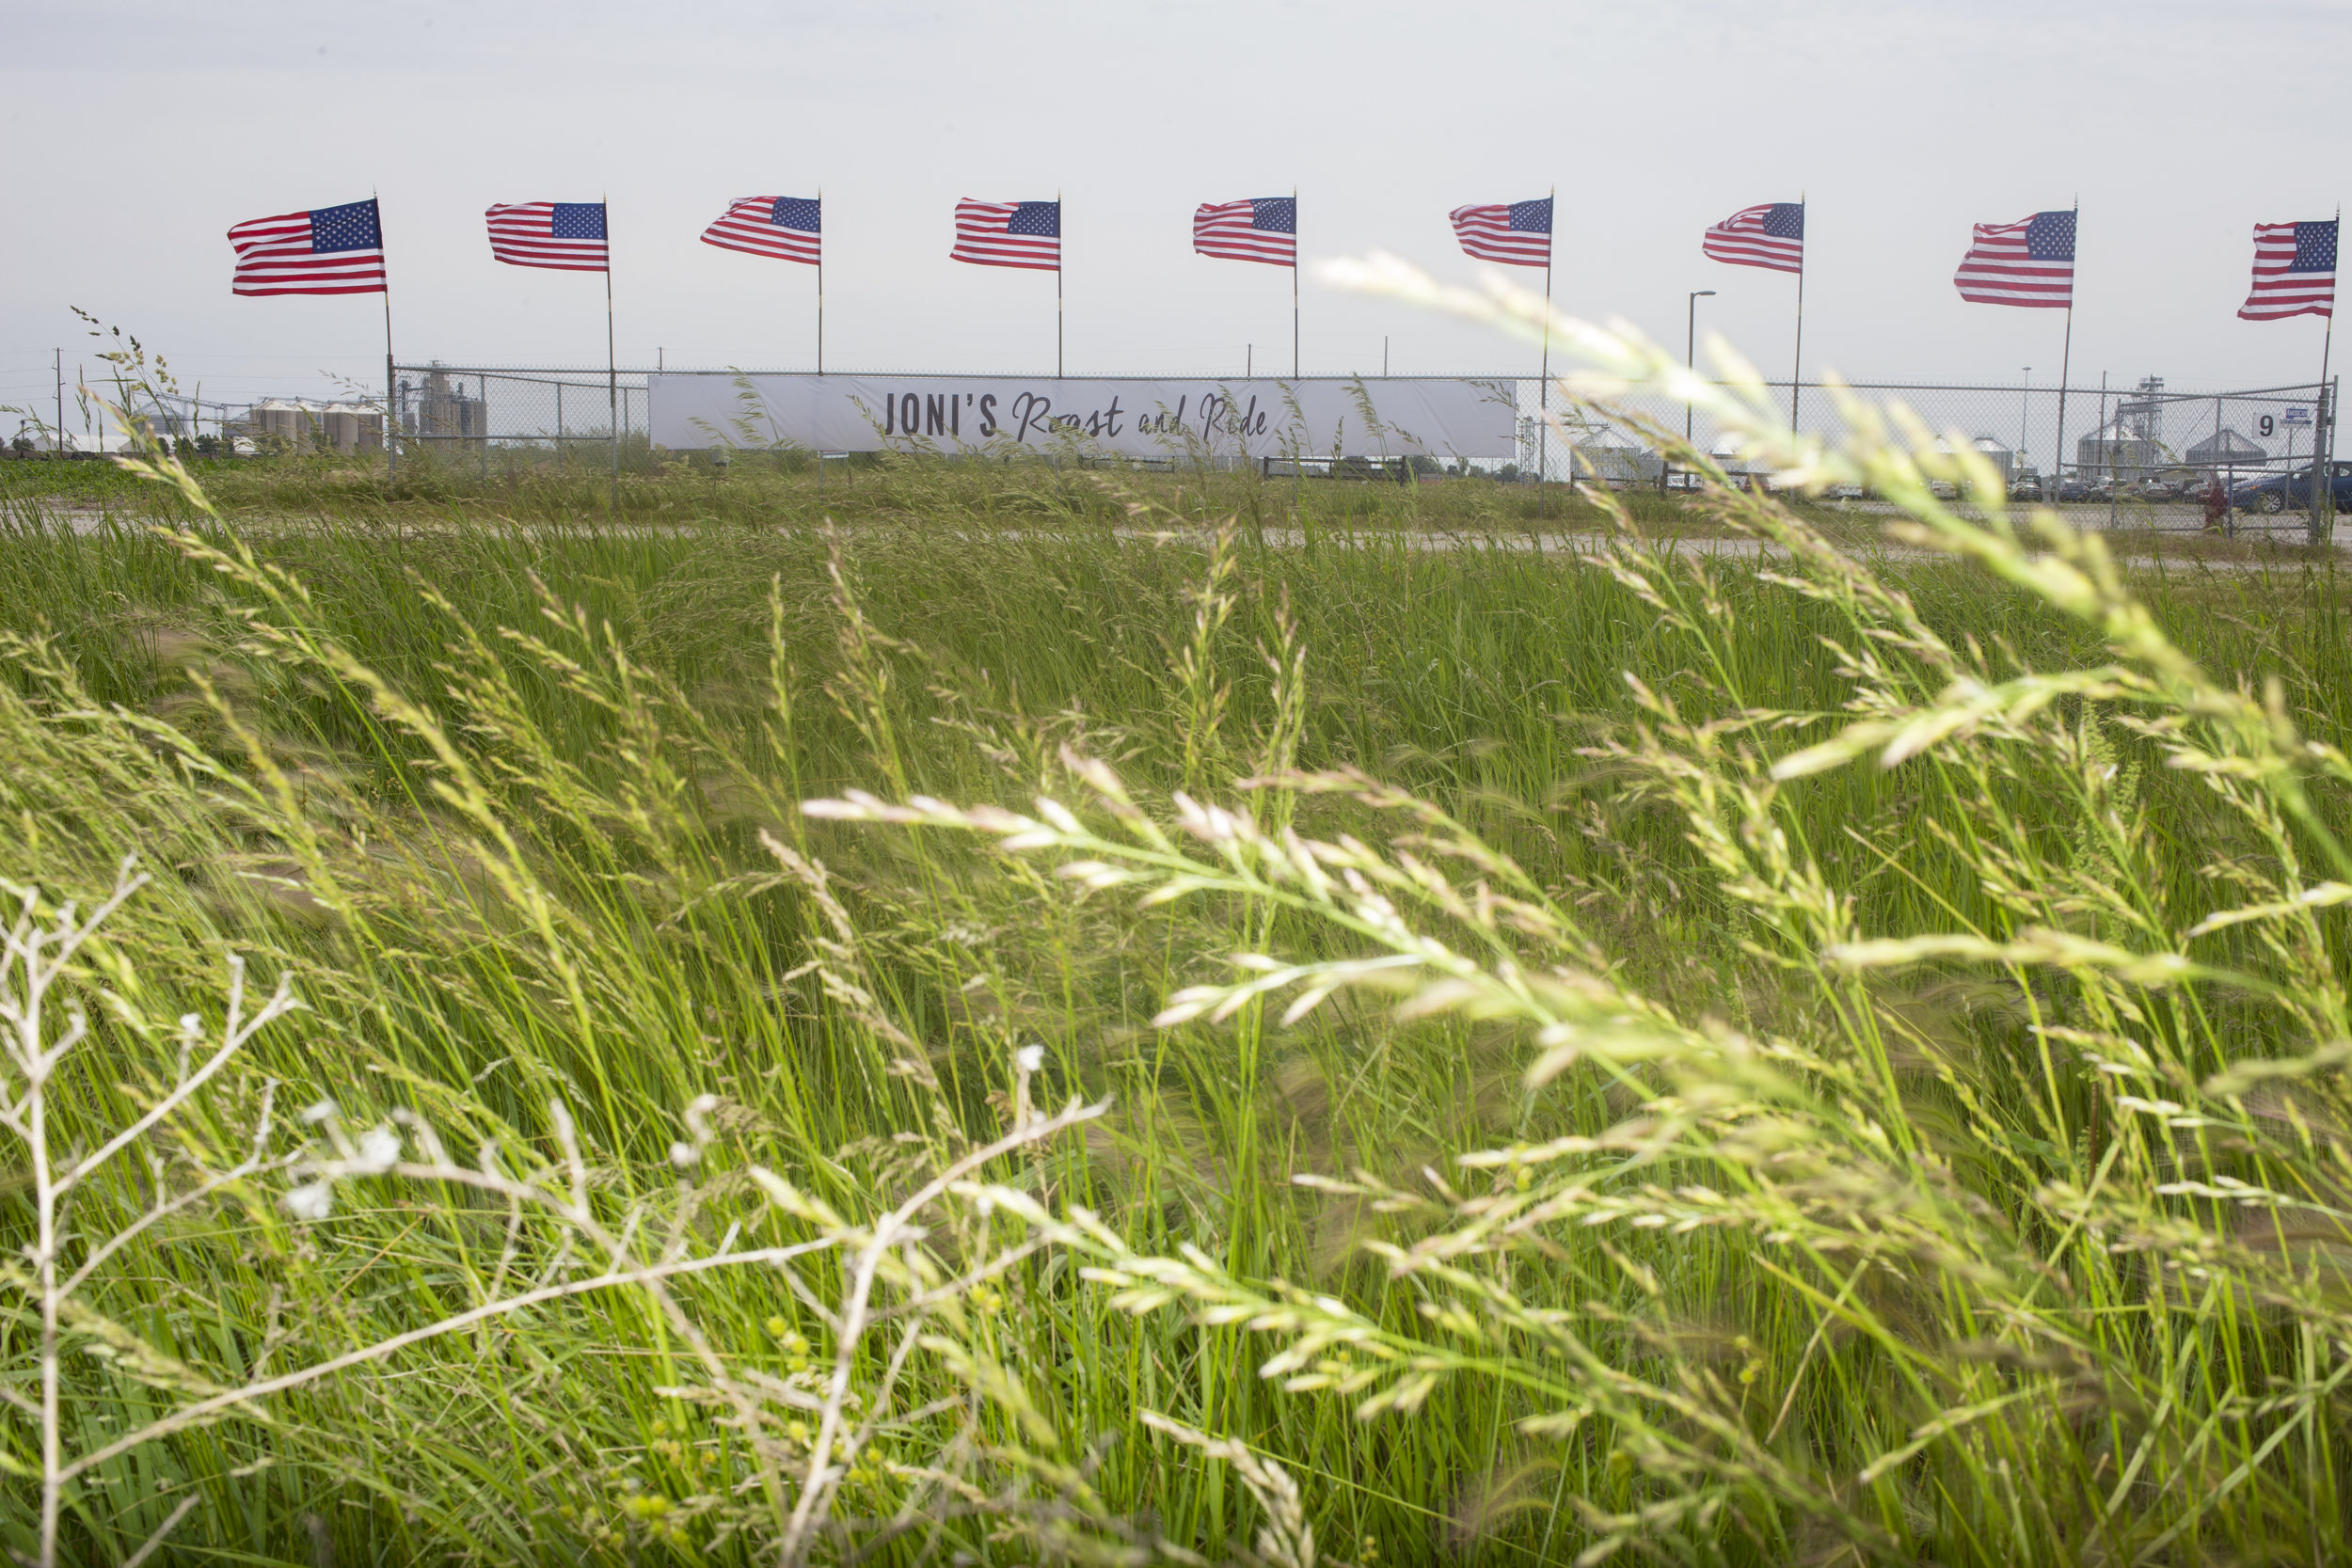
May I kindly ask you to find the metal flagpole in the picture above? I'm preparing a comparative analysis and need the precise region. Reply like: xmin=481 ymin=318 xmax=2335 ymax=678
xmin=378 ymin=190 xmax=397 ymax=485
xmin=2312 ymin=219 xmax=2336 ymax=545
xmin=1293 ymin=186 xmax=1300 ymax=379
xmin=1790 ymin=195 xmax=1805 ymax=436
xmin=605 ymin=196 xmax=619 ymax=515
xmin=1057 ymin=190 xmax=1064 ymax=378
xmin=1538 ymin=186 xmax=1552 ymax=515
xmin=2052 ymin=200 xmax=2077 ymax=505
xmin=817 ymin=185 xmax=824 ymax=375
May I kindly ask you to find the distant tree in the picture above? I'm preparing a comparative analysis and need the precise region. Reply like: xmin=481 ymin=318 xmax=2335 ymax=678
xmin=1498 ymin=463 xmax=1521 ymax=483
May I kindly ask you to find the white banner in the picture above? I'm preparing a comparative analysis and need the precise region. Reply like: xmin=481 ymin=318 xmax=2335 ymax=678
xmin=646 ymin=374 xmax=1518 ymax=460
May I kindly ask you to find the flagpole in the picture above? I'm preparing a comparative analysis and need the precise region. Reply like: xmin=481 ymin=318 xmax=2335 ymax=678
xmin=2052 ymin=199 xmax=2077 ymax=505
xmin=605 ymin=195 xmax=619 ymax=516
xmin=1057 ymin=189 xmax=1064 ymax=378
xmin=1538 ymin=187 xmax=1553 ymax=515
xmin=1293 ymin=186 xmax=1301 ymax=380
xmin=2313 ymin=214 xmax=2337 ymax=545
xmin=1790 ymin=194 xmax=1805 ymax=436
xmin=817 ymin=185 xmax=825 ymax=375
xmin=378 ymin=189 xmax=396 ymax=485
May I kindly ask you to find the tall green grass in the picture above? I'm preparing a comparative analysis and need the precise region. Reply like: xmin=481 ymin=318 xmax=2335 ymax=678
xmin=5 ymin=311 xmax=2352 ymax=1563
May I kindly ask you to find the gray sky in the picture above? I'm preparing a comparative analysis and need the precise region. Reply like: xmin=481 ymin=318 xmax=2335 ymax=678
xmin=6 ymin=0 xmax=2349 ymax=420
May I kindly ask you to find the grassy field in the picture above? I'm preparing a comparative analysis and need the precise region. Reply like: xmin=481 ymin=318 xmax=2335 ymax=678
xmin=7 ymin=362 xmax=2352 ymax=1565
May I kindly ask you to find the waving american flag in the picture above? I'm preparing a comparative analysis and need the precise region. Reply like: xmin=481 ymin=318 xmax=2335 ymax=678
xmin=2240 ymin=220 xmax=2336 ymax=321
xmin=1954 ymin=210 xmax=2074 ymax=308
xmin=952 ymin=199 xmax=1060 ymax=271
xmin=1702 ymin=202 xmax=1804 ymax=274
xmin=1449 ymin=198 xmax=1551 ymax=267
xmin=486 ymin=202 xmax=610 ymax=272
xmin=1193 ymin=198 xmax=1295 ymax=266
xmin=702 ymin=197 xmax=820 ymax=265
xmin=228 ymin=199 xmax=386 ymax=295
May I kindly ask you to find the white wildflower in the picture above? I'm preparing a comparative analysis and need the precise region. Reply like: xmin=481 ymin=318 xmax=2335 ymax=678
xmin=355 ymin=1126 xmax=401 ymax=1172
xmin=300 ymin=1099 xmax=338 ymax=1126
xmin=1016 ymin=1044 xmax=1044 ymax=1073
xmin=286 ymin=1181 xmax=334 ymax=1221
xmin=669 ymin=1141 xmax=701 ymax=1168
xmin=178 ymin=1013 xmax=202 ymax=1037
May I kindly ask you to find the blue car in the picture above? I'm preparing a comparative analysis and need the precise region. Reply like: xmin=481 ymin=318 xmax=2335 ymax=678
xmin=2231 ymin=461 xmax=2352 ymax=514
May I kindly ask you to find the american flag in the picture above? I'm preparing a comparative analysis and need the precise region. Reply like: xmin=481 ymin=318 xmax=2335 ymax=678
xmin=702 ymin=197 xmax=820 ymax=265
xmin=486 ymin=202 xmax=610 ymax=272
xmin=1954 ymin=210 xmax=2074 ymax=308
xmin=1448 ymin=198 xmax=1551 ymax=267
xmin=228 ymin=199 xmax=386 ymax=295
xmin=1193 ymin=198 xmax=1295 ymax=266
xmin=1702 ymin=202 xmax=1804 ymax=273
xmin=2240 ymin=219 xmax=2337 ymax=321
xmin=952 ymin=199 xmax=1060 ymax=271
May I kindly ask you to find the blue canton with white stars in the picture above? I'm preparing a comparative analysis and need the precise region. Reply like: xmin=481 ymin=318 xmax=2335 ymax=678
xmin=2025 ymin=210 xmax=2076 ymax=261
xmin=1251 ymin=198 xmax=1296 ymax=234
xmin=1008 ymin=201 xmax=1060 ymax=237
xmin=551 ymin=203 xmax=607 ymax=240
xmin=1508 ymin=198 xmax=1553 ymax=234
xmin=2293 ymin=221 xmax=2340 ymax=273
xmin=1763 ymin=203 xmax=1804 ymax=239
xmin=771 ymin=198 xmax=821 ymax=232
xmin=310 ymin=199 xmax=381 ymax=253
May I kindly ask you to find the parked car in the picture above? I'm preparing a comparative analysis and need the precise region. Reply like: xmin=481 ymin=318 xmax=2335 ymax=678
xmin=2008 ymin=475 xmax=2044 ymax=502
xmin=2230 ymin=461 xmax=2352 ymax=514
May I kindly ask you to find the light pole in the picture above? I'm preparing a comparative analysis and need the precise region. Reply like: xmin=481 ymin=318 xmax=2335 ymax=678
xmin=2019 ymin=368 xmax=2031 ymax=493
xmin=1674 ymin=290 xmax=1715 ymax=492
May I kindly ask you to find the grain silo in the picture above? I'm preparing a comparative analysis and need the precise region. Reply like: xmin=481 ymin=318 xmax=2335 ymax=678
xmin=1931 ymin=435 xmax=2016 ymax=483
xmin=249 ymin=401 xmax=295 ymax=449
xmin=2075 ymin=418 xmax=2171 ymax=481
xmin=2183 ymin=428 xmax=2266 ymax=467
xmin=317 ymin=404 xmax=388 ymax=454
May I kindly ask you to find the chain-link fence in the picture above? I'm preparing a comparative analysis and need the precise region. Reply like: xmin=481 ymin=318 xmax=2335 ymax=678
xmin=384 ymin=364 xmax=2339 ymax=536
xmin=1574 ymin=374 xmax=2339 ymax=536
xmin=388 ymin=364 xmax=648 ymax=477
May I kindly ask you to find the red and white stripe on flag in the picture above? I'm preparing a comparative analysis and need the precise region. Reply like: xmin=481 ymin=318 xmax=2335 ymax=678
xmin=486 ymin=202 xmax=610 ymax=272
xmin=2240 ymin=220 xmax=2337 ymax=321
xmin=228 ymin=200 xmax=386 ymax=296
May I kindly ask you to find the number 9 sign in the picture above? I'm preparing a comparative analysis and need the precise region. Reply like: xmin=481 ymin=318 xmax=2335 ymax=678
xmin=2260 ymin=414 xmax=2277 ymax=437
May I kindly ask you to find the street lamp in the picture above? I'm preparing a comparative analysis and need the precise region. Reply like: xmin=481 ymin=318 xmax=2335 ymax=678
xmin=1674 ymin=291 xmax=1715 ymax=491
xmin=2019 ymin=368 xmax=2032 ymax=492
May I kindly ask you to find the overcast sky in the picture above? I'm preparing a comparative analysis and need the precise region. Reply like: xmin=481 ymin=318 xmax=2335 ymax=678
xmin=6 ymin=0 xmax=2349 ymax=421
